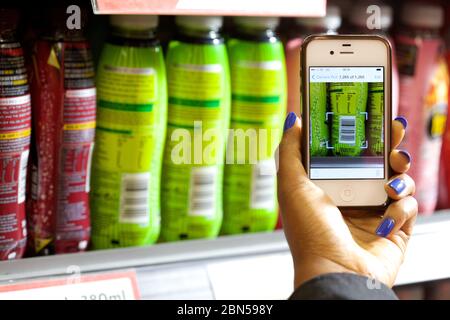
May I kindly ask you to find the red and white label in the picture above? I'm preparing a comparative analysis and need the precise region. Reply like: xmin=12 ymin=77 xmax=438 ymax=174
xmin=0 ymin=94 xmax=31 ymax=260
xmin=0 ymin=271 xmax=140 ymax=300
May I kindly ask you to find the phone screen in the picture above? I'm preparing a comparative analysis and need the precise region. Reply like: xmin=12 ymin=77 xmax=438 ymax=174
xmin=309 ymin=66 xmax=385 ymax=180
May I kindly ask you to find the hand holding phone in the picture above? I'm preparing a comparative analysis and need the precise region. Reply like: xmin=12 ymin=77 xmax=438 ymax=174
xmin=277 ymin=113 xmax=417 ymax=289
xmin=301 ymin=35 xmax=392 ymax=208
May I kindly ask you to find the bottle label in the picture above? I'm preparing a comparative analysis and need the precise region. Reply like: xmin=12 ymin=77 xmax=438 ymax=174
xmin=0 ymin=42 xmax=30 ymax=260
xmin=53 ymin=41 xmax=96 ymax=254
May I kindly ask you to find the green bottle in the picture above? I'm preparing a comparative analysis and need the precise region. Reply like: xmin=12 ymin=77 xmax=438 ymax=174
xmin=221 ymin=17 xmax=286 ymax=235
xmin=161 ymin=16 xmax=231 ymax=241
xmin=91 ymin=15 xmax=167 ymax=249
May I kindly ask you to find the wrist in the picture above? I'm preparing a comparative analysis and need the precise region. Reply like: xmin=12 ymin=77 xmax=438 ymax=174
xmin=294 ymin=256 xmax=356 ymax=290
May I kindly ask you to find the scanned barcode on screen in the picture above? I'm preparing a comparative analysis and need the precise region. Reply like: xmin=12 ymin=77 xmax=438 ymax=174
xmin=250 ymin=160 xmax=276 ymax=210
xmin=120 ymin=172 xmax=150 ymax=224
xmin=339 ymin=116 xmax=356 ymax=144
xmin=189 ymin=167 xmax=217 ymax=217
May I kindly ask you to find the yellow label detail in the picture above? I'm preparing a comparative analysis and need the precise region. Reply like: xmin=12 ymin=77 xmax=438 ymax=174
xmin=47 ymin=47 xmax=60 ymax=69
xmin=0 ymin=129 xmax=31 ymax=140
xmin=431 ymin=114 xmax=447 ymax=137
xmin=64 ymin=121 xmax=96 ymax=131
xmin=35 ymin=238 xmax=52 ymax=253
xmin=12 ymin=79 xmax=27 ymax=86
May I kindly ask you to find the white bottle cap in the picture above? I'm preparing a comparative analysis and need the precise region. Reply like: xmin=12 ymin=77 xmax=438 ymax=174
xmin=110 ymin=15 xmax=159 ymax=30
xmin=233 ymin=16 xmax=280 ymax=30
xmin=296 ymin=5 xmax=341 ymax=31
xmin=401 ymin=3 xmax=444 ymax=29
xmin=349 ymin=4 xmax=393 ymax=30
xmin=175 ymin=16 xmax=223 ymax=31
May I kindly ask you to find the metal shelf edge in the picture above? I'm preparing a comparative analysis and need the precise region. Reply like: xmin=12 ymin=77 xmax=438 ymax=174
xmin=1 ymin=211 xmax=450 ymax=287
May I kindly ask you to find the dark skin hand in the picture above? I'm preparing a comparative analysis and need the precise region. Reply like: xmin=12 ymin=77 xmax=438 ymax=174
xmin=277 ymin=115 xmax=417 ymax=289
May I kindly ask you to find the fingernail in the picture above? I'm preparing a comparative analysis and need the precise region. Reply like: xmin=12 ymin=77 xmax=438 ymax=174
xmin=283 ymin=112 xmax=297 ymax=132
xmin=398 ymin=150 xmax=411 ymax=163
xmin=388 ymin=178 xmax=407 ymax=195
xmin=376 ymin=217 xmax=395 ymax=237
xmin=394 ymin=116 xmax=408 ymax=130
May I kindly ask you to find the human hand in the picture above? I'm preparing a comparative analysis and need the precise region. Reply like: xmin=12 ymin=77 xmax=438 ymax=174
xmin=277 ymin=113 xmax=417 ymax=289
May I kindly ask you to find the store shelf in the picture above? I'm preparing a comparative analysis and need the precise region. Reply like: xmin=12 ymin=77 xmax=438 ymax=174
xmin=90 ymin=0 xmax=327 ymax=17
xmin=1 ymin=211 xmax=450 ymax=299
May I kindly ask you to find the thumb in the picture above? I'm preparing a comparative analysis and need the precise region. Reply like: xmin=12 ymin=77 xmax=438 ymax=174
xmin=276 ymin=112 xmax=309 ymax=197
xmin=277 ymin=112 xmax=345 ymax=256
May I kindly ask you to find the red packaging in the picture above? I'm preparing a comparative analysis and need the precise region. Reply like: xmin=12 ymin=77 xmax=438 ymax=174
xmin=396 ymin=3 xmax=449 ymax=215
xmin=28 ymin=28 xmax=95 ymax=255
xmin=437 ymin=14 xmax=450 ymax=210
xmin=0 ymin=10 xmax=31 ymax=260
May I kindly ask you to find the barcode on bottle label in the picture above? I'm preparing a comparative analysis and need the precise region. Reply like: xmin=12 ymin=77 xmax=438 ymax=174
xmin=18 ymin=150 xmax=29 ymax=204
xmin=189 ymin=167 xmax=217 ymax=217
xmin=339 ymin=116 xmax=356 ymax=144
xmin=119 ymin=173 xmax=150 ymax=224
xmin=250 ymin=160 xmax=276 ymax=210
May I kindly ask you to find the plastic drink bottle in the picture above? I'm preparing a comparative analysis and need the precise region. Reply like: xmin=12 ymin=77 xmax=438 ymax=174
xmin=28 ymin=9 xmax=95 ymax=254
xmin=221 ymin=17 xmax=286 ymax=234
xmin=161 ymin=16 xmax=230 ymax=241
xmin=396 ymin=3 xmax=449 ymax=215
xmin=91 ymin=15 xmax=167 ymax=248
xmin=0 ymin=9 xmax=30 ymax=260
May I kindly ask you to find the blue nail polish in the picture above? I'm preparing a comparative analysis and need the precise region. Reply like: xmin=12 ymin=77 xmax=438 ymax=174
xmin=376 ymin=218 xmax=395 ymax=237
xmin=394 ymin=116 xmax=408 ymax=129
xmin=283 ymin=112 xmax=297 ymax=132
xmin=398 ymin=150 xmax=411 ymax=163
xmin=388 ymin=178 xmax=407 ymax=194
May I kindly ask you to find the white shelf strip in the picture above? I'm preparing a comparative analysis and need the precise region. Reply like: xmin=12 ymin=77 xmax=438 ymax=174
xmin=0 ymin=211 xmax=449 ymax=299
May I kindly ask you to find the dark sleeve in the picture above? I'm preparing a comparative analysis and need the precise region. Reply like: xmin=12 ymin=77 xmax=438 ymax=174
xmin=289 ymin=273 xmax=398 ymax=300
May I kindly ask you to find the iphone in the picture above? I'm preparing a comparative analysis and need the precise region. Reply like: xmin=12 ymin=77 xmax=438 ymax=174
xmin=301 ymin=35 xmax=392 ymax=208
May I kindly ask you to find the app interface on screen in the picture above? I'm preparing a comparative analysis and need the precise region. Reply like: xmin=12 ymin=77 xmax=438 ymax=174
xmin=309 ymin=67 xmax=384 ymax=180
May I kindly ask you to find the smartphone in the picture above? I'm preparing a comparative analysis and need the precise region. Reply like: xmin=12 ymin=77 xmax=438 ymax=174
xmin=301 ymin=35 xmax=392 ymax=208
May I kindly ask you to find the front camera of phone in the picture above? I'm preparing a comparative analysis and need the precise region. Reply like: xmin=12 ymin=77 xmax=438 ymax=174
xmin=330 ymin=51 xmax=335 ymax=55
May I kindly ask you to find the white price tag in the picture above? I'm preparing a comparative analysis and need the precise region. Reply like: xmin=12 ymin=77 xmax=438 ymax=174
xmin=0 ymin=271 xmax=140 ymax=300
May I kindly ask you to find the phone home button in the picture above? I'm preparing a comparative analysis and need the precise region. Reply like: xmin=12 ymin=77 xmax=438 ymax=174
xmin=340 ymin=186 xmax=355 ymax=202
